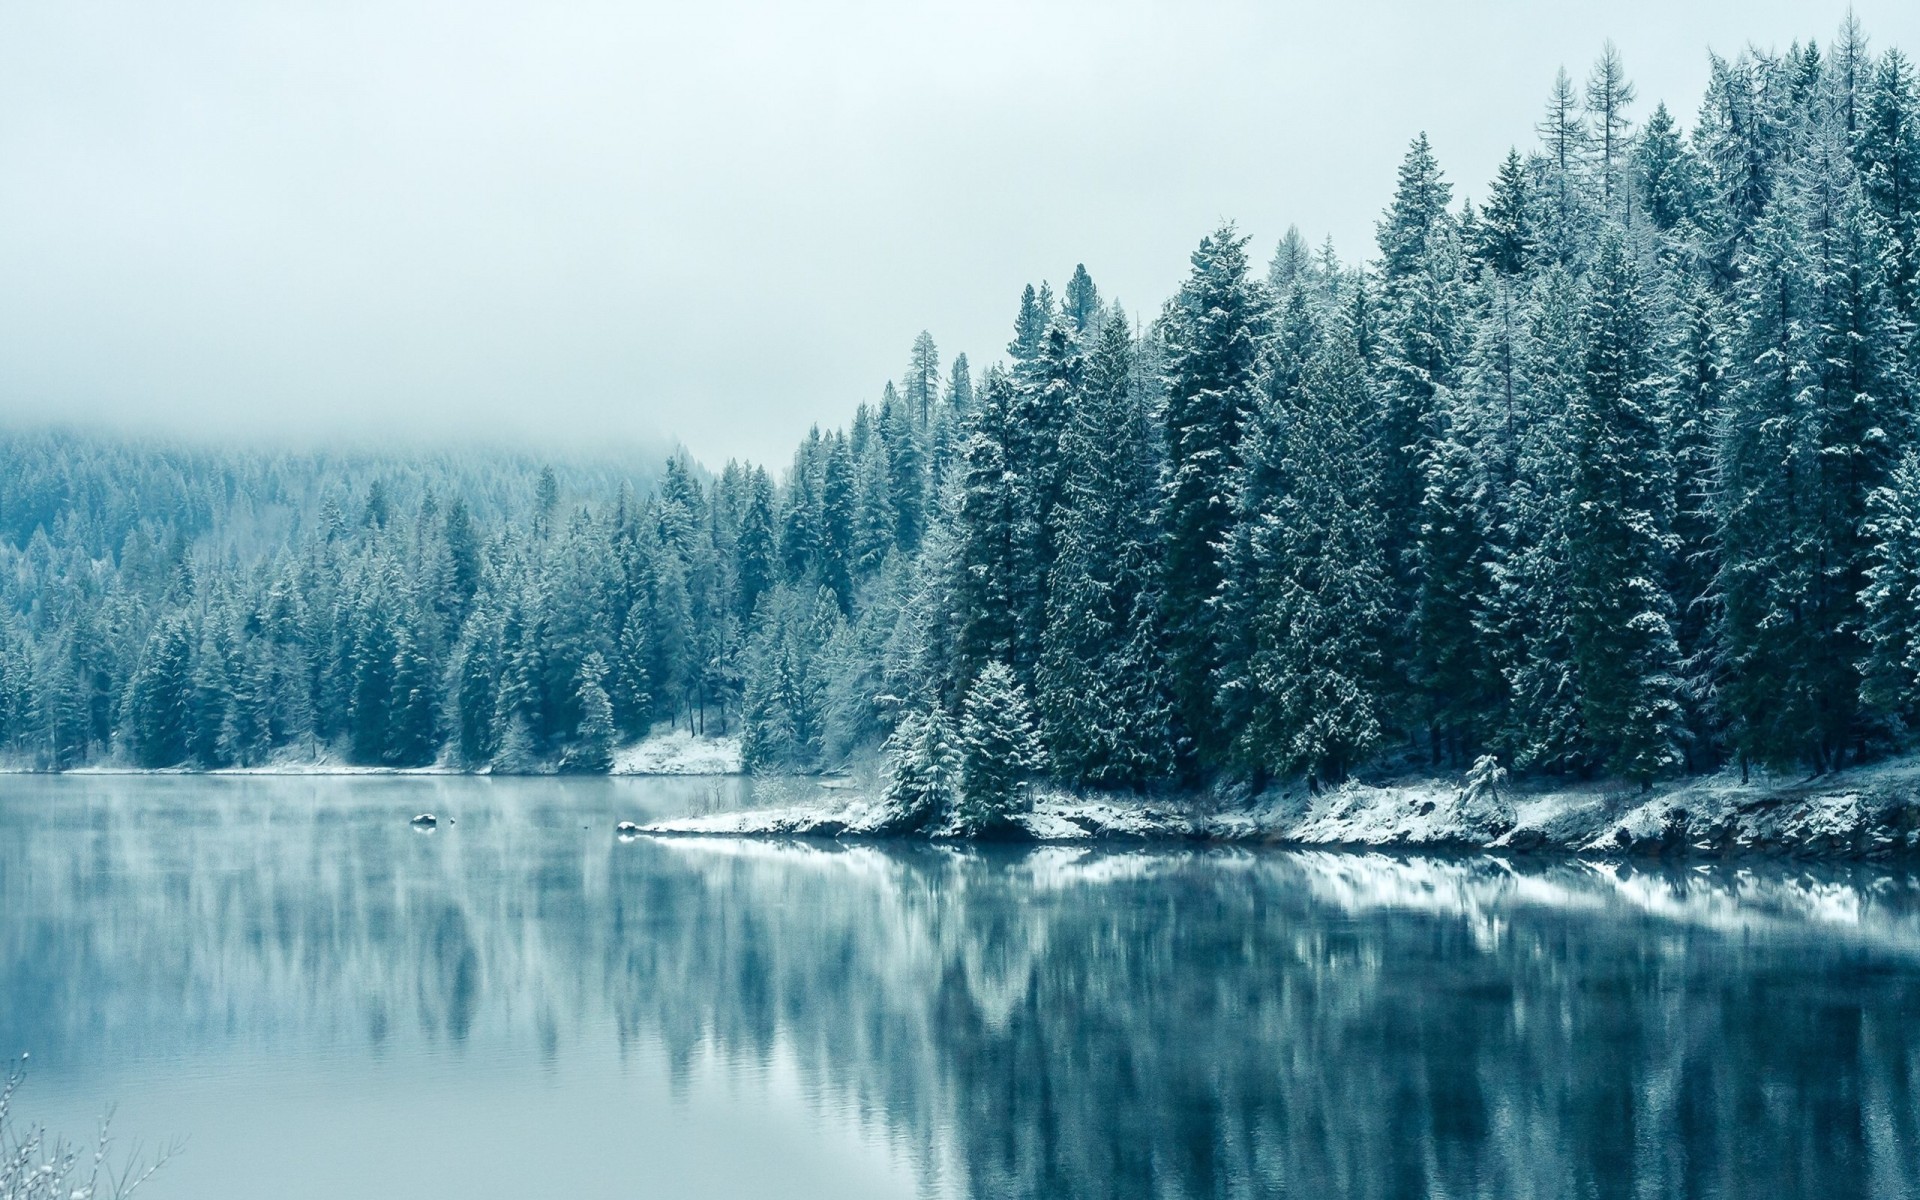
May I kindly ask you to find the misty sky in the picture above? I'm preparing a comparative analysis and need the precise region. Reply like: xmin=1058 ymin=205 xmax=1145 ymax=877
xmin=4 ymin=1 xmax=1918 ymax=470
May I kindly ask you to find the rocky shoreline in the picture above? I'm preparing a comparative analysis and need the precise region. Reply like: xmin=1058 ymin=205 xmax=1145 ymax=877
xmin=640 ymin=755 xmax=1920 ymax=861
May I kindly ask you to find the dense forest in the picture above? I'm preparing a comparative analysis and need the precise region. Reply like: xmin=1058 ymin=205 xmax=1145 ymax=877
xmin=5 ymin=24 xmax=1920 ymax=805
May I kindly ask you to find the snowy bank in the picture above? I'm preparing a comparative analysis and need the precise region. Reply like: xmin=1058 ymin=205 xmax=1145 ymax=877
xmin=640 ymin=755 xmax=1920 ymax=860
xmin=611 ymin=731 xmax=743 ymax=775
xmin=3 ymin=730 xmax=744 ymax=776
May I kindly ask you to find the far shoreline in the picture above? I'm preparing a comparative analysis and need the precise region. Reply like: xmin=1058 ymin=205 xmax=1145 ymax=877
xmin=11 ymin=749 xmax=1920 ymax=865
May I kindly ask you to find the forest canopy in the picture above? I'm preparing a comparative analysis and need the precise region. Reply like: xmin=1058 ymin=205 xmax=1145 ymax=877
xmin=5 ymin=23 xmax=1920 ymax=793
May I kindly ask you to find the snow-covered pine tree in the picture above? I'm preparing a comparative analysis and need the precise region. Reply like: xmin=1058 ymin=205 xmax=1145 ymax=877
xmin=385 ymin=618 xmax=440 ymax=767
xmin=1485 ymin=267 xmax=1590 ymax=772
xmin=1268 ymin=225 xmax=1313 ymax=295
xmin=852 ymin=433 xmax=897 ymax=577
xmin=1475 ymin=150 xmax=1537 ymax=278
xmin=1224 ymin=315 xmax=1389 ymax=789
xmin=1536 ymin=68 xmax=1596 ymax=268
xmin=1159 ymin=223 xmax=1270 ymax=772
xmin=881 ymin=703 xmax=963 ymax=827
xmin=566 ymin=651 xmax=615 ymax=773
xmin=1864 ymin=449 xmax=1920 ymax=728
xmin=1860 ymin=49 xmax=1920 ymax=319
xmin=1565 ymin=231 xmax=1684 ymax=785
xmin=1415 ymin=426 xmax=1495 ymax=765
xmin=1375 ymin=137 xmax=1467 ymax=740
xmin=491 ymin=597 xmax=547 ymax=760
xmin=733 ymin=467 xmax=778 ymax=623
xmin=928 ymin=353 xmax=974 ymax=491
xmin=123 ymin=615 xmax=195 ymax=768
xmin=950 ymin=369 xmax=1026 ymax=689
xmin=1037 ymin=311 xmax=1173 ymax=789
xmin=1011 ymin=316 xmax=1084 ymax=680
xmin=1007 ymin=283 xmax=1054 ymax=389
xmin=903 ymin=331 xmax=940 ymax=425
xmin=1634 ymin=103 xmax=1703 ymax=234
xmin=1717 ymin=105 xmax=1900 ymax=770
xmin=1660 ymin=270 xmax=1729 ymax=768
xmin=1062 ymin=264 xmax=1101 ymax=335
xmin=957 ymin=662 xmax=1043 ymax=833
xmin=1694 ymin=50 xmax=1797 ymax=284
xmin=451 ymin=602 xmax=503 ymax=766
xmin=878 ymin=391 xmax=927 ymax=554
xmin=819 ymin=433 xmax=856 ymax=611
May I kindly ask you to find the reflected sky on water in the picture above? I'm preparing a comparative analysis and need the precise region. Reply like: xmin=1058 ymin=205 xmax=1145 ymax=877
xmin=3 ymin=775 xmax=1919 ymax=1199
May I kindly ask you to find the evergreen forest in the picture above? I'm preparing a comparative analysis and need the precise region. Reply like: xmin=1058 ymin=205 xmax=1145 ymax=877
xmin=6 ymin=25 xmax=1920 ymax=799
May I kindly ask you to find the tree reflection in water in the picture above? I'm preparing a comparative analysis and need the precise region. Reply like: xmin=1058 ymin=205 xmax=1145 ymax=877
xmin=3 ymin=776 xmax=1918 ymax=1199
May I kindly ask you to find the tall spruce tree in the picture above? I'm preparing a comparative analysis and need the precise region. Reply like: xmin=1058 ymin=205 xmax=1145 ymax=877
xmin=1565 ymin=233 xmax=1684 ymax=784
xmin=1159 ymin=223 xmax=1269 ymax=771
xmin=1223 ymin=319 xmax=1389 ymax=788
xmin=957 ymin=662 xmax=1043 ymax=832
xmin=1037 ymin=312 xmax=1173 ymax=789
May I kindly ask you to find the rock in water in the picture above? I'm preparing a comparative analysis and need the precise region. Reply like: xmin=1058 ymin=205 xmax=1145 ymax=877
xmin=615 ymin=820 xmax=642 ymax=839
xmin=410 ymin=813 xmax=438 ymax=828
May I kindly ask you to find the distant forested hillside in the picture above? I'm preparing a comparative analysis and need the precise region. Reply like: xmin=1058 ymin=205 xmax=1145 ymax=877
xmin=5 ymin=23 xmax=1920 ymax=795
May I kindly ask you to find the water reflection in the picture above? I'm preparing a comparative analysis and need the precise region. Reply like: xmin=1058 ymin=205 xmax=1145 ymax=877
xmin=3 ymin=776 xmax=1919 ymax=1199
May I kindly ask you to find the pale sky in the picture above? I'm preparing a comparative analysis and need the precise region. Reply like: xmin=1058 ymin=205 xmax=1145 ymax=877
xmin=3 ymin=1 xmax=1917 ymax=469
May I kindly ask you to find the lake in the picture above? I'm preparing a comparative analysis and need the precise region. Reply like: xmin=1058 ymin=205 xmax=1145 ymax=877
xmin=3 ymin=775 xmax=1919 ymax=1199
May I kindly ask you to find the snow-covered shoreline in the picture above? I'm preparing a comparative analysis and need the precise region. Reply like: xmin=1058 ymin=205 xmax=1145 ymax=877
xmin=641 ymin=755 xmax=1920 ymax=860
xmin=0 ymin=731 xmax=744 ymax=778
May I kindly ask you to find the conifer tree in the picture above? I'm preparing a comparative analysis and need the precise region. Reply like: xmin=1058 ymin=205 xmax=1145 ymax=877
xmin=1663 ymin=273 xmax=1729 ymax=765
xmin=1860 ymin=49 xmax=1920 ymax=317
xmin=1375 ymin=140 xmax=1466 ymax=736
xmin=1011 ymin=318 xmax=1083 ymax=676
xmin=951 ymin=370 xmax=1025 ymax=687
xmin=881 ymin=704 xmax=963 ymax=827
xmin=1537 ymin=67 xmax=1596 ymax=266
xmin=443 ymin=497 xmax=482 ymax=619
xmin=451 ymin=604 xmax=502 ymax=766
xmin=903 ymin=332 xmax=941 ymax=425
xmin=187 ymin=627 xmax=236 ymax=768
xmin=1565 ymin=233 xmax=1684 ymax=784
xmin=1634 ymin=103 xmax=1702 ymax=232
xmin=1485 ymin=268 xmax=1589 ymax=772
xmin=1037 ymin=313 xmax=1173 ymax=788
xmin=1377 ymin=134 xmax=1454 ymax=284
xmin=1224 ymin=323 xmax=1388 ymax=788
xmin=1864 ymin=448 xmax=1920 ymax=725
xmin=820 ymin=434 xmax=856 ymax=610
xmin=1159 ymin=223 xmax=1269 ymax=770
xmin=1008 ymin=284 xmax=1053 ymax=380
xmin=124 ymin=616 xmax=194 ymax=768
xmin=1268 ymin=226 xmax=1313 ymax=294
xmin=733 ymin=468 xmax=777 ymax=621
xmin=1584 ymin=42 xmax=1638 ymax=209
xmin=1717 ymin=115 xmax=1899 ymax=769
xmin=879 ymin=395 xmax=926 ymax=554
xmin=1062 ymin=264 xmax=1101 ymax=334
xmin=957 ymin=662 xmax=1042 ymax=832
xmin=566 ymin=652 xmax=615 ymax=773
xmin=1415 ymin=428 xmax=1494 ymax=763
xmin=852 ymin=435 xmax=896 ymax=576
xmin=386 ymin=619 xmax=439 ymax=767
xmin=1475 ymin=150 xmax=1537 ymax=277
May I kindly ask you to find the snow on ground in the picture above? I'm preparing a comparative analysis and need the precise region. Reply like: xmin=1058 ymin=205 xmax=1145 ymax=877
xmin=613 ymin=730 xmax=743 ymax=775
xmin=55 ymin=748 xmax=461 ymax=776
xmin=639 ymin=753 xmax=1920 ymax=860
xmin=11 ymin=730 xmax=745 ymax=776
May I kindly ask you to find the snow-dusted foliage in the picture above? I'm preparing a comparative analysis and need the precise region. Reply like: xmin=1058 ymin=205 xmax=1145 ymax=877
xmin=4 ymin=21 xmax=1920 ymax=798
xmin=0 ymin=1059 xmax=172 ymax=1200
xmin=956 ymin=663 xmax=1044 ymax=833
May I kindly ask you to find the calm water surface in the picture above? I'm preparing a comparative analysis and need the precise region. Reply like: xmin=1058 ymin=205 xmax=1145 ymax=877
xmin=3 ymin=775 xmax=1919 ymax=1199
